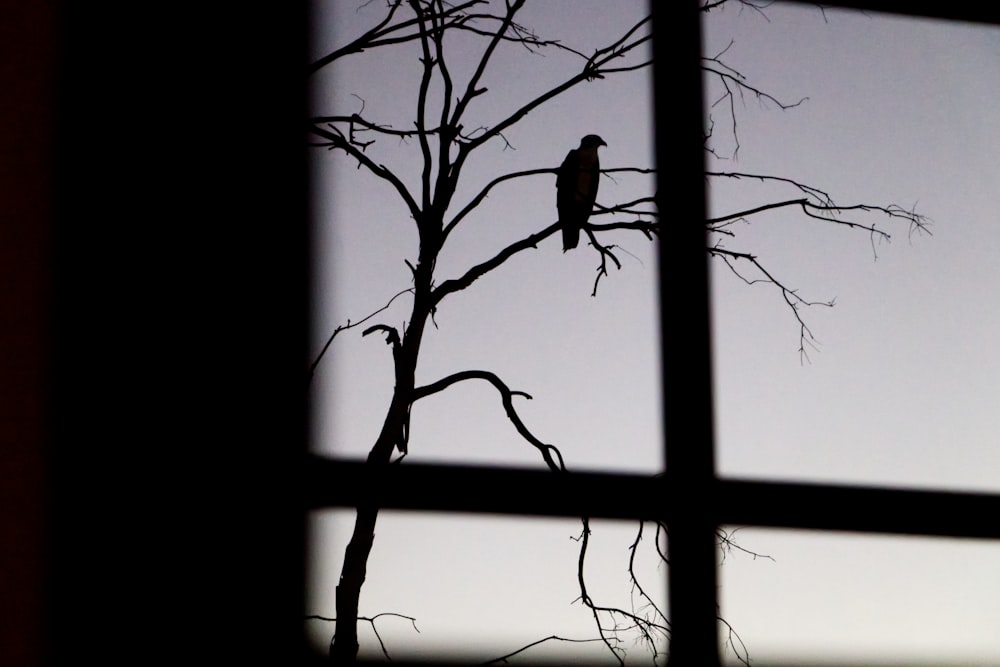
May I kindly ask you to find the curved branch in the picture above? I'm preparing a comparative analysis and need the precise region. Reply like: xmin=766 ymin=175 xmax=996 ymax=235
xmin=444 ymin=168 xmax=554 ymax=238
xmin=412 ymin=369 xmax=566 ymax=473
xmin=362 ymin=324 xmax=403 ymax=353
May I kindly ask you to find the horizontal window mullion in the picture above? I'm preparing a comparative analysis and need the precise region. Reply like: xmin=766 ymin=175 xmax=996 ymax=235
xmin=720 ymin=479 xmax=1000 ymax=540
xmin=306 ymin=458 xmax=1000 ymax=540
xmin=305 ymin=457 xmax=662 ymax=520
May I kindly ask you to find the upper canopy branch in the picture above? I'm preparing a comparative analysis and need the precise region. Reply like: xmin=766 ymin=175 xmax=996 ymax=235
xmin=702 ymin=35 xmax=808 ymax=158
xmin=411 ymin=0 xmax=438 ymax=211
xmin=308 ymin=0 xmax=485 ymax=74
xmin=448 ymin=0 xmax=526 ymax=134
xmin=455 ymin=16 xmax=652 ymax=158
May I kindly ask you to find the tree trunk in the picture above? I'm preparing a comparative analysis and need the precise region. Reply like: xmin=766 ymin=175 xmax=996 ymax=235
xmin=329 ymin=285 xmax=432 ymax=663
xmin=329 ymin=506 xmax=378 ymax=663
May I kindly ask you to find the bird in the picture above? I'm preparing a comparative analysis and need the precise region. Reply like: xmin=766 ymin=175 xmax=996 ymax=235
xmin=556 ymin=134 xmax=606 ymax=251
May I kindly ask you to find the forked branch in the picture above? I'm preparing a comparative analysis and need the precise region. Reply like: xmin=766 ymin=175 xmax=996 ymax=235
xmin=309 ymin=288 xmax=414 ymax=383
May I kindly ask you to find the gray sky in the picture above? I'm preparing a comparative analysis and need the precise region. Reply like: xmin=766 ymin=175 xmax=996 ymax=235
xmin=307 ymin=2 xmax=1000 ymax=663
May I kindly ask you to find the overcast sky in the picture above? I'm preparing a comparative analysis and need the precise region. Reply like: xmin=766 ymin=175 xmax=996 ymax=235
xmin=307 ymin=2 xmax=1000 ymax=663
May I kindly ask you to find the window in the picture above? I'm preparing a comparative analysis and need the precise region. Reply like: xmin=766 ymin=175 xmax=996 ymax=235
xmin=306 ymin=2 xmax=1000 ymax=664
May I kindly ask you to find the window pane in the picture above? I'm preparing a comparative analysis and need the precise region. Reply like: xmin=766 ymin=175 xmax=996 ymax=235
xmin=717 ymin=527 xmax=1000 ymax=665
xmin=307 ymin=511 xmax=668 ymax=664
xmin=309 ymin=0 xmax=662 ymax=475
xmin=704 ymin=4 xmax=1000 ymax=492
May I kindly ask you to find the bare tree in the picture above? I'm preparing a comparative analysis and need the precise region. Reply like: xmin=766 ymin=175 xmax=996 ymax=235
xmin=308 ymin=1 xmax=926 ymax=663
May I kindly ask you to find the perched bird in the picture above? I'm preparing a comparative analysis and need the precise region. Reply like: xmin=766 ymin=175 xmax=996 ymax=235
xmin=556 ymin=134 xmax=606 ymax=251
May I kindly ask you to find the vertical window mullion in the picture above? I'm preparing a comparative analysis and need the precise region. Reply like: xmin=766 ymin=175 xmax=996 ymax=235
xmin=653 ymin=2 xmax=720 ymax=664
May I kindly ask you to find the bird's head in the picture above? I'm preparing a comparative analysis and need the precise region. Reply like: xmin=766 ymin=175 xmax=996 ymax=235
xmin=579 ymin=134 xmax=607 ymax=150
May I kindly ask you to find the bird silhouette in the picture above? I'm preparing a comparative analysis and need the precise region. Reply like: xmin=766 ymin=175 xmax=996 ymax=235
xmin=556 ymin=134 xmax=606 ymax=251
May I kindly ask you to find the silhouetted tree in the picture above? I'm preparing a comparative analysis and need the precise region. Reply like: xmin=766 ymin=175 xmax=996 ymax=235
xmin=308 ymin=1 xmax=925 ymax=663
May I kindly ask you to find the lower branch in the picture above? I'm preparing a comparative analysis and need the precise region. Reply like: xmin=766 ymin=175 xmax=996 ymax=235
xmin=307 ymin=612 xmax=420 ymax=661
xmin=627 ymin=522 xmax=670 ymax=630
xmin=483 ymin=635 xmax=609 ymax=665
xmin=573 ymin=518 xmax=670 ymax=665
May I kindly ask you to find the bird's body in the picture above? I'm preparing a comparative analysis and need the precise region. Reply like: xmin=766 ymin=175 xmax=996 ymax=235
xmin=556 ymin=134 xmax=606 ymax=251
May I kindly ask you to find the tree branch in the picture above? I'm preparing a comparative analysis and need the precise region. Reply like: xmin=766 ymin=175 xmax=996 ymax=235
xmin=309 ymin=288 xmax=414 ymax=383
xmin=431 ymin=222 xmax=561 ymax=305
xmin=307 ymin=0 xmax=485 ymax=74
xmin=309 ymin=124 xmax=422 ymax=220
xmin=717 ymin=527 xmax=774 ymax=565
xmin=709 ymin=245 xmax=832 ymax=362
xmin=410 ymin=1 xmax=437 ymax=212
xmin=482 ymin=635 xmax=608 ymax=664
xmin=575 ymin=519 xmax=624 ymax=665
xmin=412 ymin=369 xmax=567 ymax=472
xmin=431 ymin=0 xmax=457 ymax=212
xmin=311 ymin=113 xmax=445 ymax=142
xmin=444 ymin=167 xmax=553 ymax=238
xmin=573 ymin=518 xmax=671 ymax=665
xmin=627 ymin=522 xmax=670 ymax=629
xmin=306 ymin=612 xmax=420 ymax=661
xmin=707 ymin=169 xmax=836 ymax=205
xmin=448 ymin=0 xmax=526 ymax=134
xmin=702 ymin=33 xmax=808 ymax=158
xmin=444 ymin=15 xmax=651 ymax=193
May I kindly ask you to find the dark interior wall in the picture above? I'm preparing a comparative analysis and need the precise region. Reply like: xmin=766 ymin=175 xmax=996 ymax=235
xmin=39 ymin=5 xmax=308 ymax=664
xmin=1 ymin=4 xmax=56 ymax=666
